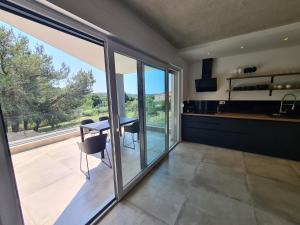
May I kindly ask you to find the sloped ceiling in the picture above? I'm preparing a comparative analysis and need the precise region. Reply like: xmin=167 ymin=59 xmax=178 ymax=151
xmin=121 ymin=0 xmax=300 ymax=49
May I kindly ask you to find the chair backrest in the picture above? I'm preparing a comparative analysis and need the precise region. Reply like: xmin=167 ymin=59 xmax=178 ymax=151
xmin=125 ymin=121 xmax=139 ymax=133
xmin=81 ymin=119 xmax=95 ymax=125
xmin=99 ymin=116 xmax=109 ymax=121
xmin=78 ymin=134 xmax=107 ymax=155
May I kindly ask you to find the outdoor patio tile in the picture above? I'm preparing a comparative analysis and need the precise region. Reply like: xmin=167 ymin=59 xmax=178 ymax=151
xmin=12 ymin=149 xmax=45 ymax=171
xmin=44 ymin=138 xmax=82 ymax=161
xmin=21 ymin=206 xmax=37 ymax=225
xmin=22 ymin=174 xmax=85 ymax=225
xmin=14 ymin=154 xmax=73 ymax=198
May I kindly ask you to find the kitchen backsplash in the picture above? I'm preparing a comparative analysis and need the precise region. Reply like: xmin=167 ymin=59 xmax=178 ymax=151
xmin=183 ymin=100 xmax=300 ymax=115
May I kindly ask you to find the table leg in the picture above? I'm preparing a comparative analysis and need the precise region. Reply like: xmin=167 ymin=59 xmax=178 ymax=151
xmin=80 ymin=127 xmax=84 ymax=142
xmin=100 ymin=130 xmax=105 ymax=159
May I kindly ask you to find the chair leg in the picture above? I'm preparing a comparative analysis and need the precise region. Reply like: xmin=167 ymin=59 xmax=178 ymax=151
xmin=131 ymin=133 xmax=135 ymax=150
xmin=101 ymin=148 xmax=112 ymax=168
xmin=86 ymin=154 xmax=90 ymax=178
xmin=80 ymin=150 xmax=90 ymax=179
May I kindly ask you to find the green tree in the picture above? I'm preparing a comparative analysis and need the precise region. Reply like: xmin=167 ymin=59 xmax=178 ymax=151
xmin=90 ymin=93 xmax=102 ymax=108
xmin=146 ymin=95 xmax=158 ymax=116
xmin=0 ymin=27 xmax=32 ymax=131
xmin=0 ymin=26 xmax=95 ymax=132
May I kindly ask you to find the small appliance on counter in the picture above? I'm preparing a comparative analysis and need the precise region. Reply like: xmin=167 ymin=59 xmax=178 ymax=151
xmin=184 ymin=100 xmax=195 ymax=113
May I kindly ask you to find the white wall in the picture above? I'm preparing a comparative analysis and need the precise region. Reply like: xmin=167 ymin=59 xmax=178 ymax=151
xmin=187 ymin=45 xmax=300 ymax=100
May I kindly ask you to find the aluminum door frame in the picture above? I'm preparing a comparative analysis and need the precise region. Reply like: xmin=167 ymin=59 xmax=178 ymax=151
xmin=167 ymin=68 xmax=181 ymax=149
xmin=0 ymin=107 xmax=24 ymax=225
xmin=106 ymin=40 xmax=172 ymax=199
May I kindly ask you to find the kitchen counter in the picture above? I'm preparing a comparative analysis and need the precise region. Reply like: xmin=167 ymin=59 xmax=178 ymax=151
xmin=182 ymin=113 xmax=300 ymax=160
xmin=183 ymin=112 xmax=300 ymax=123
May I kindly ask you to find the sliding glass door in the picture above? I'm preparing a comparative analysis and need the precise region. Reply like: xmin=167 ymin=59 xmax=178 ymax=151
xmin=113 ymin=53 xmax=143 ymax=187
xmin=144 ymin=65 xmax=167 ymax=164
xmin=106 ymin=40 xmax=173 ymax=197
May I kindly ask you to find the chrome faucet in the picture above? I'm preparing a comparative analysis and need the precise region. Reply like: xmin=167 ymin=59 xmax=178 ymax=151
xmin=279 ymin=93 xmax=297 ymax=114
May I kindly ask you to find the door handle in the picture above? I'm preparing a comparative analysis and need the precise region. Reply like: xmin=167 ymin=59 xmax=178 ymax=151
xmin=117 ymin=114 xmax=121 ymax=136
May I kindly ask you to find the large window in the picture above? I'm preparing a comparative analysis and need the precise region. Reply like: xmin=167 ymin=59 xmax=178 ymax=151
xmin=0 ymin=9 xmax=114 ymax=225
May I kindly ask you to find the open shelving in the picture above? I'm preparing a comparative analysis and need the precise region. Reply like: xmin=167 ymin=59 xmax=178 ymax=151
xmin=226 ymin=72 xmax=300 ymax=100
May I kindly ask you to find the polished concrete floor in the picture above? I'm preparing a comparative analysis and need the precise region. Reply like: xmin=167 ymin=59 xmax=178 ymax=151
xmin=98 ymin=142 xmax=300 ymax=225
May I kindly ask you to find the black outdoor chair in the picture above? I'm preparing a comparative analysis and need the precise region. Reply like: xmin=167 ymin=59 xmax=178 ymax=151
xmin=99 ymin=116 xmax=109 ymax=121
xmin=80 ymin=119 xmax=98 ymax=136
xmin=77 ymin=134 xmax=112 ymax=180
xmin=123 ymin=121 xmax=139 ymax=150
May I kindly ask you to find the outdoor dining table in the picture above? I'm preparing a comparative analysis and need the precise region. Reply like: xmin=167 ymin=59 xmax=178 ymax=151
xmin=79 ymin=117 xmax=137 ymax=158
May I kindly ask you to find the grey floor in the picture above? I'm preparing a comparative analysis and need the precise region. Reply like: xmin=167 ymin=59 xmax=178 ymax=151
xmin=98 ymin=142 xmax=300 ymax=225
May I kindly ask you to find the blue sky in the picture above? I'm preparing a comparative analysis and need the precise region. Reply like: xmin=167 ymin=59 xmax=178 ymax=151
xmin=0 ymin=19 xmax=166 ymax=95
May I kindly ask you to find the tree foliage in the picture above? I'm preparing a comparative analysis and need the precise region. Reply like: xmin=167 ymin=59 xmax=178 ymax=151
xmin=0 ymin=26 xmax=95 ymax=132
xmin=90 ymin=93 xmax=102 ymax=108
xmin=146 ymin=95 xmax=158 ymax=116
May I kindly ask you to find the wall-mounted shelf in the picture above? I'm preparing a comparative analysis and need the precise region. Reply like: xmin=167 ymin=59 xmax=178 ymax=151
xmin=227 ymin=72 xmax=300 ymax=100
xmin=226 ymin=87 xmax=300 ymax=92
xmin=226 ymin=89 xmax=268 ymax=92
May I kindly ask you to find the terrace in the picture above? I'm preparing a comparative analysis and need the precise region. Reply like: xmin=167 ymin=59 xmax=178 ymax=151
xmin=11 ymin=128 xmax=165 ymax=225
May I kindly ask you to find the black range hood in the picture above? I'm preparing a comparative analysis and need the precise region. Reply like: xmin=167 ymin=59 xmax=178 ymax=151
xmin=195 ymin=58 xmax=217 ymax=92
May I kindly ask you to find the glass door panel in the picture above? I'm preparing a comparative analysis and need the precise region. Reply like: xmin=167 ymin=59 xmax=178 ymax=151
xmin=113 ymin=53 xmax=142 ymax=186
xmin=144 ymin=65 xmax=166 ymax=164
xmin=168 ymin=70 xmax=179 ymax=148
xmin=0 ymin=9 xmax=115 ymax=225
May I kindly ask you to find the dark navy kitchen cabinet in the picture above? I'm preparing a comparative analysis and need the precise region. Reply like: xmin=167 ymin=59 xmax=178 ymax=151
xmin=182 ymin=114 xmax=300 ymax=161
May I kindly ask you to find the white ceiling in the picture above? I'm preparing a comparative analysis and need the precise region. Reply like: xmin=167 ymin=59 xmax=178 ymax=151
xmin=0 ymin=9 xmax=138 ymax=74
xmin=179 ymin=22 xmax=300 ymax=61
xmin=4 ymin=1 xmax=300 ymax=64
